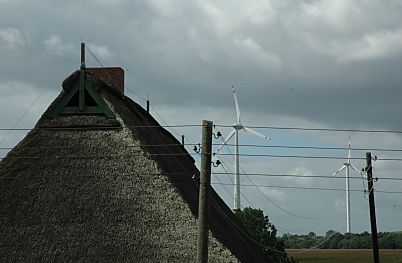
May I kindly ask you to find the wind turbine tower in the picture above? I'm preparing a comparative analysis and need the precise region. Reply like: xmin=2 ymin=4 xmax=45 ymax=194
xmin=332 ymin=137 xmax=360 ymax=233
xmin=217 ymin=86 xmax=271 ymax=210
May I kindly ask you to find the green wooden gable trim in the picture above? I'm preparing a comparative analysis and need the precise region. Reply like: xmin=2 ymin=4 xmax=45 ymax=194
xmin=48 ymin=70 xmax=115 ymax=119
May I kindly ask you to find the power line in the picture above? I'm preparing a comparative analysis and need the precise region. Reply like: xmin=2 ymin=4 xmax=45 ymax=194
xmin=213 ymin=143 xmax=402 ymax=153
xmin=214 ymin=172 xmax=402 ymax=182
xmin=212 ymin=172 xmax=313 ymax=244
xmin=0 ymin=143 xmax=192 ymax=150
xmin=213 ymin=172 xmax=402 ymax=181
xmin=85 ymin=42 xmax=199 ymax=156
xmin=0 ymin=60 xmax=71 ymax=146
xmin=210 ymin=198 xmax=290 ymax=255
xmin=0 ymin=124 xmax=202 ymax=131
xmin=216 ymin=153 xmax=402 ymax=161
xmin=212 ymin=172 xmax=235 ymax=202
xmin=216 ymin=134 xmax=317 ymax=220
xmin=216 ymin=132 xmax=304 ymax=218
xmin=125 ymin=86 xmax=147 ymax=102
xmin=213 ymin=156 xmax=256 ymax=208
xmin=215 ymin=124 xmax=402 ymax=135
xmin=212 ymin=162 xmax=295 ymax=233
xmin=3 ymin=123 xmax=402 ymax=135
xmin=4 ymin=146 xmax=402 ymax=163
xmin=0 ymin=152 xmax=198 ymax=159
xmin=0 ymin=87 xmax=47 ymax=146
xmin=211 ymin=198 xmax=340 ymax=256
xmin=212 ymin=182 xmax=402 ymax=194
xmin=85 ymin=44 xmax=106 ymax=68
xmin=86 ymin=45 xmax=197 ymax=151
xmin=147 ymin=103 xmax=198 ymax=147
xmin=214 ymin=172 xmax=364 ymax=180
xmin=213 ymin=154 xmax=305 ymax=238
xmin=3 ymin=142 xmax=402 ymax=154
xmin=2 ymin=171 xmax=400 ymax=194
xmin=72 ymin=43 xmax=198 ymax=158
xmin=286 ymin=232 xmax=339 ymax=254
xmin=241 ymin=168 xmax=318 ymax=220
xmin=85 ymin=42 xmax=148 ymax=103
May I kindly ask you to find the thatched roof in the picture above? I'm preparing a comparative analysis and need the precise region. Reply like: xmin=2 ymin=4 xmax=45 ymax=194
xmin=0 ymin=68 xmax=271 ymax=262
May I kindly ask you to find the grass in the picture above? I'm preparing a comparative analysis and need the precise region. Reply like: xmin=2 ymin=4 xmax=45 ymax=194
xmin=287 ymin=249 xmax=402 ymax=263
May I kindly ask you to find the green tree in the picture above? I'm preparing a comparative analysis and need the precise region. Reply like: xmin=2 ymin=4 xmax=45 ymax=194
xmin=234 ymin=207 xmax=298 ymax=263
xmin=308 ymin=232 xmax=316 ymax=238
xmin=281 ymin=230 xmax=402 ymax=249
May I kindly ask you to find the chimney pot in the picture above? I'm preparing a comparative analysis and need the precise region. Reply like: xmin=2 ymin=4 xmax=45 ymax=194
xmin=86 ymin=67 xmax=124 ymax=96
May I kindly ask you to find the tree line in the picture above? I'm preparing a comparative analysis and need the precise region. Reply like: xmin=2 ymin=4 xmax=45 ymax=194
xmin=235 ymin=207 xmax=401 ymax=262
xmin=280 ymin=230 xmax=402 ymax=249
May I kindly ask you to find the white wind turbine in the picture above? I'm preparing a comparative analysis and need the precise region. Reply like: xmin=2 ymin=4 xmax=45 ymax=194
xmin=216 ymin=86 xmax=271 ymax=210
xmin=332 ymin=136 xmax=360 ymax=233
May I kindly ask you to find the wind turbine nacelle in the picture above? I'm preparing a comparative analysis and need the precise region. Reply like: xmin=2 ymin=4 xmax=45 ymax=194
xmin=232 ymin=123 xmax=243 ymax=130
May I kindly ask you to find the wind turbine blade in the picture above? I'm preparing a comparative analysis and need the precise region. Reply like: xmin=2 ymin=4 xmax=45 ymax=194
xmin=348 ymin=136 xmax=351 ymax=160
xmin=350 ymin=164 xmax=360 ymax=172
xmin=333 ymin=165 xmax=346 ymax=176
xmin=232 ymin=86 xmax=241 ymax=123
xmin=216 ymin=129 xmax=236 ymax=153
xmin=244 ymin=127 xmax=271 ymax=140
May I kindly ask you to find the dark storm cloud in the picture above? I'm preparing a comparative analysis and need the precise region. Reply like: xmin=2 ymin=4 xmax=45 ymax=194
xmin=2 ymin=0 xmax=402 ymax=138
xmin=1 ymin=0 xmax=402 ymax=234
xmin=2 ymin=1 xmax=402 ymax=132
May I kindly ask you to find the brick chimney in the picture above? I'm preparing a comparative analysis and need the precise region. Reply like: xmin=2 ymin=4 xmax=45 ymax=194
xmin=86 ymin=67 xmax=124 ymax=96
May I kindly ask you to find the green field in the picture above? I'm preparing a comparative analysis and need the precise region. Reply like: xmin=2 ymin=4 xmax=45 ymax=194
xmin=287 ymin=249 xmax=402 ymax=263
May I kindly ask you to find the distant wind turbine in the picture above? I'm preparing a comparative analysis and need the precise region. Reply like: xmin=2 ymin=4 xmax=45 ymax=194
xmin=216 ymin=86 xmax=271 ymax=210
xmin=332 ymin=137 xmax=360 ymax=233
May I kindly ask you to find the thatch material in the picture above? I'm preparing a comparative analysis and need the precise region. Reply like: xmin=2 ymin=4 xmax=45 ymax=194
xmin=0 ymin=71 xmax=271 ymax=262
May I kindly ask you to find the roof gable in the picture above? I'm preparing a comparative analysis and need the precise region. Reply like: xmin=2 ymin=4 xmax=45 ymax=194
xmin=47 ymin=70 xmax=115 ymax=119
xmin=0 ymin=61 xmax=271 ymax=262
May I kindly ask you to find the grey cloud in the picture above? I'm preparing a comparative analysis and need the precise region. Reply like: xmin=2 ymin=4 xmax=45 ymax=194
xmin=0 ymin=27 xmax=26 ymax=48
xmin=1 ymin=0 xmax=402 ymax=235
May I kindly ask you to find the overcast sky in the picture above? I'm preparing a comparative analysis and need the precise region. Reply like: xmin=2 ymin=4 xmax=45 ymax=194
xmin=1 ymin=0 xmax=402 ymax=236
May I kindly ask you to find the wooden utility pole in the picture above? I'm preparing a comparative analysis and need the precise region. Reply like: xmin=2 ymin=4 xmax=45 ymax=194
xmin=80 ymin=42 xmax=86 ymax=69
xmin=146 ymin=93 xmax=150 ymax=112
xmin=79 ymin=42 xmax=86 ymax=112
xmin=197 ymin=120 xmax=213 ymax=263
xmin=366 ymin=152 xmax=380 ymax=263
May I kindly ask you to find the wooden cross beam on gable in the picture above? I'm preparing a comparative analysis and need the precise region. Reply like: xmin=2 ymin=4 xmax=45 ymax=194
xmin=47 ymin=42 xmax=115 ymax=119
xmin=48 ymin=70 xmax=115 ymax=119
